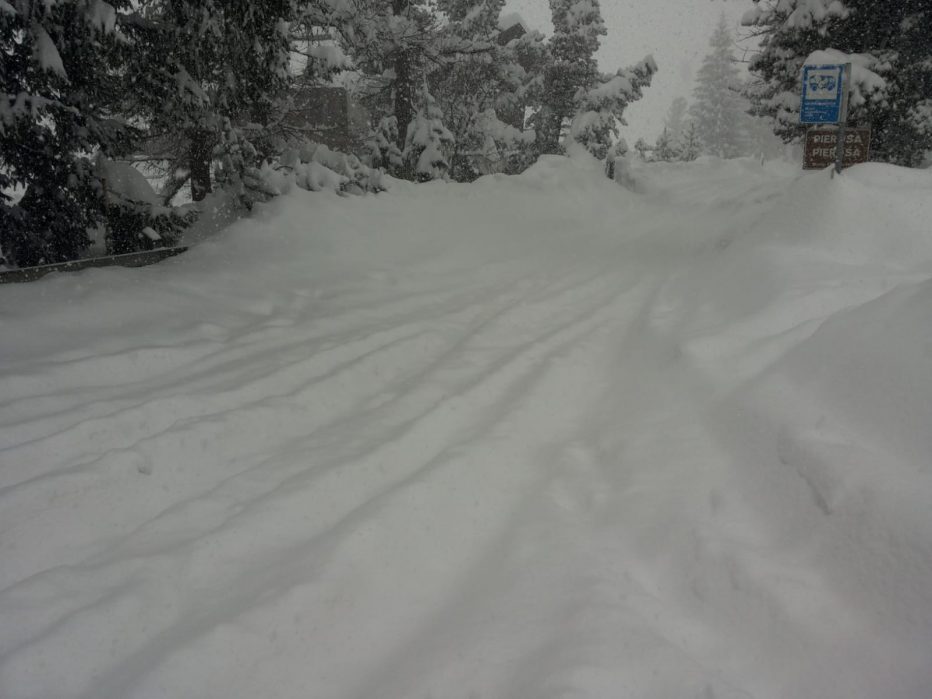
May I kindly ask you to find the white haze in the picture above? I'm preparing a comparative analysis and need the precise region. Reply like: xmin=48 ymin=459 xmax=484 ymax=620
xmin=504 ymin=0 xmax=752 ymax=141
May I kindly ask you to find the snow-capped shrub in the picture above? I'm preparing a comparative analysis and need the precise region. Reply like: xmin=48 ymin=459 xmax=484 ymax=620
xmin=244 ymin=142 xmax=386 ymax=203
xmin=364 ymin=117 xmax=405 ymax=174
xmin=404 ymin=91 xmax=455 ymax=182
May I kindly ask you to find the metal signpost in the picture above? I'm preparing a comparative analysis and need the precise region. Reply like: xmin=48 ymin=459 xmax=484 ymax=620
xmin=800 ymin=63 xmax=858 ymax=174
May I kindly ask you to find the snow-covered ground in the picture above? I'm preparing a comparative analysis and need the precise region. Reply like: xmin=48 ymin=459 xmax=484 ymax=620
xmin=2 ymin=153 xmax=931 ymax=699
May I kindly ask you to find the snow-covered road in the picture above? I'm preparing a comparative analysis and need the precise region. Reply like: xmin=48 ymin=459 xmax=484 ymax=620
xmin=2 ymin=155 xmax=931 ymax=698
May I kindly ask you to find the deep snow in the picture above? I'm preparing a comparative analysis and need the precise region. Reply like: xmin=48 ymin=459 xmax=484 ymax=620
xmin=1 ymin=154 xmax=931 ymax=699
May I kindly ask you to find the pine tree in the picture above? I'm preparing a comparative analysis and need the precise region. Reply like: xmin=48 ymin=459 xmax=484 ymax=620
xmin=290 ymin=2 xmax=355 ymax=87
xmin=0 ymin=1 xmax=138 ymax=265
xmin=499 ymin=28 xmax=551 ymax=172
xmin=689 ymin=14 xmax=747 ymax=159
xmin=404 ymin=89 xmax=455 ymax=181
xmin=365 ymin=117 xmax=405 ymax=172
xmin=572 ymin=57 xmax=657 ymax=160
xmin=633 ymin=138 xmax=653 ymax=161
xmin=347 ymin=0 xmax=443 ymax=179
xmin=743 ymin=0 xmax=932 ymax=166
xmin=430 ymin=0 xmax=513 ymax=181
xmin=652 ymin=128 xmax=681 ymax=162
xmin=536 ymin=0 xmax=655 ymax=159
xmin=351 ymin=0 xmax=537 ymax=181
xmin=678 ymin=122 xmax=703 ymax=162
xmin=664 ymin=97 xmax=689 ymax=144
xmin=535 ymin=0 xmax=606 ymax=155
xmin=127 ymin=0 xmax=300 ymax=202
xmin=603 ymin=138 xmax=629 ymax=180
xmin=437 ymin=0 xmax=502 ymax=36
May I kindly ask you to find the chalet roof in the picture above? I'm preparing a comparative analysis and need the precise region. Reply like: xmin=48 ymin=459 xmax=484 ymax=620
xmin=497 ymin=13 xmax=529 ymax=45
xmin=497 ymin=12 xmax=529 ymax=33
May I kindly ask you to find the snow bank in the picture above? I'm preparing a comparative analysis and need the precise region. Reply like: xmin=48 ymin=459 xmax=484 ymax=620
xmin=1 ymin=153 xmax=931 ymax=699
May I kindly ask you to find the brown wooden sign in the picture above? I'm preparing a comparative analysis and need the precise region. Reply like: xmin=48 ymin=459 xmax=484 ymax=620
xmin=804 ymin=127 xmax=871 ymax=169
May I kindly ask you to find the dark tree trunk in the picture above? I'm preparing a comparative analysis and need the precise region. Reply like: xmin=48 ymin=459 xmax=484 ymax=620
xmin=393 ymin=48 xmax=416 ymax=150
xmin=392 ymin=0 xmax=418 ymax=179
xmin=188 ymin=131 xmax=213 ymax=202
xmin=535 ymin=106 xmax=564 ymax=156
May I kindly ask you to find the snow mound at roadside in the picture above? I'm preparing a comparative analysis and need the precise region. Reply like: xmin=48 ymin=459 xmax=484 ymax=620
xmin=654 ymin=163 xmax=932 ymax=372
xmin=633 ymin=160 xmax=932 ymax=697
xmin=1 ymin=155 xmax=932 ymax=699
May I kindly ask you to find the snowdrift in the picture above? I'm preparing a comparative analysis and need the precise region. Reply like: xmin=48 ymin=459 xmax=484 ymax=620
xmin=1 ymin=154 xmax=931 ymax=699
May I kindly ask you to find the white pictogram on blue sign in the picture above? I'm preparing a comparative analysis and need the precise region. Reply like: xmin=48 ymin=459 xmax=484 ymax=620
xmin=800 ymin=64 xmax=845 ymax=124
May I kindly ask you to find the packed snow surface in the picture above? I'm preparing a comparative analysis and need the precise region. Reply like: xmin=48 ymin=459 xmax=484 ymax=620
xmin=2 ymin=154 xmax=932 ymax=699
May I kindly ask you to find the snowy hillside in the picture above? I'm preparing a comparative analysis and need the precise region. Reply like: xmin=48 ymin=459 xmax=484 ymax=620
xmin=1 ymin=154 xmax=931 ymax=699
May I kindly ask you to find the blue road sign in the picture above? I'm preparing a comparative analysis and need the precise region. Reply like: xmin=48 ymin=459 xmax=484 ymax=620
xmin=800 ymin=64 xmax=845 ymax=124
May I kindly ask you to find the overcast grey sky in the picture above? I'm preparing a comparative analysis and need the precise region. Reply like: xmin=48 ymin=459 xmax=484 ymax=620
xmin=503 ymin=0 xmax=752 ymax=142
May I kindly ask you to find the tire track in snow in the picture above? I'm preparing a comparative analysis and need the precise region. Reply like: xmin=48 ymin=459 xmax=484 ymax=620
xmin=86 ymin=267 xmax=655 ymax=699
xmin=0 ymin=252 xmax=568 ymax=462
xmin=0 ymin=279 xmax=518 ymax=463
xmin=0 ymin=254 xmax=654 ymax=698
xmin=3 ymin=160 xmax=840 ymax=699
xmin=0 ymin=257 xmax=610 ymax=495
xmin=0 ymin=262 xmax=616 ymax=590
xmin=3 ymin=258 xmax=632 ymax=584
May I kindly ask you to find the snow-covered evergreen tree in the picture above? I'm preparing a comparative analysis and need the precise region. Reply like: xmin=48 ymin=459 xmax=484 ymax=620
xmin=535 ymin=0 xmax=606 ymax=155
xmin=499 ymin=28 xmax=551 ymax=172
xmin=127 ymin=0 xmax=300 ymax=202
xmin=430 ymin=0 xmax=513 ymax=181
xmin=664 ymin=97 xmax=689 ymax=144
xmin=346 ymin=0 xmax=443 ymax=179
xmin=365 ymin=117 xmax=405 ymax=172
xmin=743 ymin=0 xmax=931 ymax=166
xmin=633 ymin=138 xmax=653 ymax=161
xmin=678 ymin=122 xmax=703 ymax=162
xmin=404 ymin=89 xmax=454 ymax=181
xmin=689 ymin=14 xmax=747 ymax=159
xmin=351 ymin=0 xmax=541 ymax=181
xmin=652 ymin=128 xmax=681 ymax=162
xmin=0 ymin=1 xmax=138 ymax=265
xmin=290 ymin=3 xmax=355 ymax=87
xmin=437 ymin=0 xmax=502 ymax=36
xmin=572 ymin=57 xmax=657 ymax=160
xmin=603 ymin=138 xmax=628 ymax=180
xmin=536 ymin=0 xmax=655 ymax=159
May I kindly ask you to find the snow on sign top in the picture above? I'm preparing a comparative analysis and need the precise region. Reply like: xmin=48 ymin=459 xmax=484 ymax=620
xmin=800 ymin=64 xmax=845 ymax=124
xmin=806 ymin=49 xmax=888 ymax=109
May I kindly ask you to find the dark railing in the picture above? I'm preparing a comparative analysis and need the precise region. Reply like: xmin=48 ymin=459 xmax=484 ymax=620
xmin=0 ymin=246 xmax=187 ymax=285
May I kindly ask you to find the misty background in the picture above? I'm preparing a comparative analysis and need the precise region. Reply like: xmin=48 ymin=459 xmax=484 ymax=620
xmin=504 ymin=0 xmax=750 ymax=141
